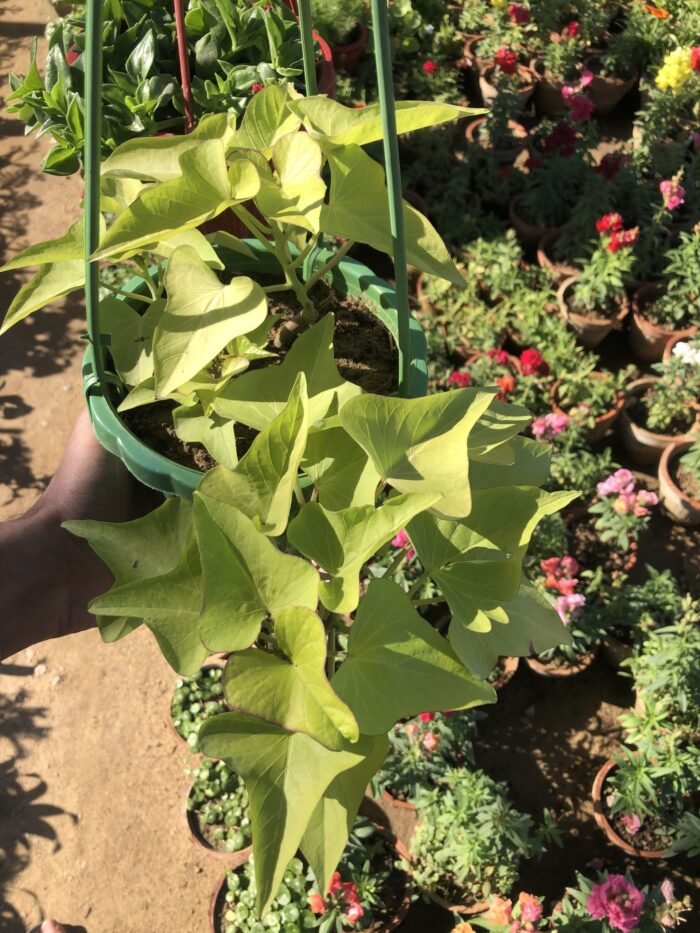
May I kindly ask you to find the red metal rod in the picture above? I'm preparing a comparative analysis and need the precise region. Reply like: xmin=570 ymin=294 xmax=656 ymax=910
xmin=173 ymin=0 xmax=195 ymax=133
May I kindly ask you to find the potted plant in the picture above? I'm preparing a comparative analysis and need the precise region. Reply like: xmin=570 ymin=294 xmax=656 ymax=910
xmin=170 ymin=663 xmax=227 ymax=752
xmin=465 ymin=88 xmax=528 ymax=163
xmin=530 ymin=23 xmax=583 ymax=117
xmin=310 ymin=0 xmax=368 ymax=73
xmin=630 ymin=227 xmax=700 ymax=363
xmin=401 ymin=767 xmax=559 ymax=914
xmin=584 ymin=31 xmax=641 ymax=115
xmin=587 ymin=467 xmax=658 ymax=560
xmin=373 ymin=710 xmax=482 ymax=809
xmin=659 ymin=438 xmax=700 ymax=525
xmin=549 ymin=361 xmax=628 ymax=443
xmin=472 ymin=891 xmax=547 ymax=932
xmin=592 ymin=737 xmax=700 ymax=858
xmin=186 ymin=758 xmax=253 ymax=858
xmin=557 ymin=214 xmax=637 ymax=349
xmin=619 ymin=353 xmax=700 ymax=465
xmin=478 ymin=46 xmax=535 ymax=110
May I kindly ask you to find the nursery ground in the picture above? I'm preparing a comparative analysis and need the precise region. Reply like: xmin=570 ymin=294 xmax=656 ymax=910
xmin=0 ymin=5 xmax=698 ymax=932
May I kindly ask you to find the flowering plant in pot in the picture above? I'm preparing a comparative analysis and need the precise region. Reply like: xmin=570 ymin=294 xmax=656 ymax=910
xmin=466 ymin=86 xmax=529 ymax=160
xmin=584 ymin=28 xmax=643 ymax=116
xmin=531 ymin=22 xmax=584 ymax=117
xmin=549 ymin=870 xmax=691 ymax=932
xmin=401 ymin=767 xmax=560 ymax=912
xmin=558 ymin=214 xmax=638 ymax=349
xmin=549 ymin=360 xmax=629 ymax=442
xmin=478 ymin=46 xmax=535 ymax=110
xmin=310 ymin=0 xmax=368 ymax=70
xmin=588 ymin=469 xmax=658 ymax=552
xmin=187 ymin=757 xmax=252 ymax=856
xmin=372 ymin=709 xmax=482 ymax=806
xmin=659 ymin=437 xmax=700 ymax=525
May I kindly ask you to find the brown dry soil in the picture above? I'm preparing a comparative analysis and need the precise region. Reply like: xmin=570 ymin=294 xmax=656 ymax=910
xmin=0 ymin=6 xmax=698 ymax=932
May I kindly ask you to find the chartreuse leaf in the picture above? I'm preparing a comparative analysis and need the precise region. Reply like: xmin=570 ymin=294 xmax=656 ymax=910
xmin=223 ymin=607 xmax=359 ymax=750
xmin=94 ymin=141 xmax=260 ymax=259
xmin=101 ymin=112 xmax=236 ymax=182
xmin=287 ymin=492 xmax=438 ymax=613
xmin=153 ymin=245 xmax=268 ymax=396
xmin=214 ymin=314 xmax=361 ymax=430
xmin=99 ymin=296 xmax=163 ymax=386
xmin=198 ymin=713 xmax=386 ymax=915
xmin=301 ymin=421 xmax=381 ymax=510
xmin=256 ymin=132 xmax=326 ymax=233
xmin=448 ymin=583 xmax=573 ymax=679
xmin=322 ymin=146 xmax=464 ymax=286
xmin=192 ymin=494 xmax=319 ymax=652
xmin=100 ymin=175 xmax=145 ymax=213
xmin=173 ymin=404 xmax=237 ymax=469
xmin=339 ymin=388 xmax=495 ymax=519
xmin=289 ymin=97 xmax=481 ymax=148
xmin=300 ymin=735 xmax=389 ymax=894
xmin=64 ymin=498 xmax=193 ymax=643
xmin=230 ymin=83 xmax=301 ymax=154
xmin=88 ymin=535 xmax=207 ymax=674
xmin=147 ymin=228 xmax=224 ymax=269
xmin=470 ymin=436 xmax=553 ymax=491
xmin=1 ymin=260 xmax=85 ymax=334
xmin=467 ymin=399 xmax=532 ymax=458
xmin=332 ymin=578 xmax=495 ymax=734
xmin=198 ymin=373 xmax=308 ymax=535
xmin=0 ymin=217 xmax=90 ymax=271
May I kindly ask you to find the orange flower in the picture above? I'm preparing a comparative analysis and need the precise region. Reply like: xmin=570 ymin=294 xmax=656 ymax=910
xmin=453 ymin=924 xmax=476 ymax=933
xmin=643 ymin=3 xmax=670 ymax=17
xmin=517 ymin=891 xmax=544 ymax=923
xmin=486 ymin=895 xmax=513 ymax=925
xmin=309 ymin=892 xmax=327 ymax=914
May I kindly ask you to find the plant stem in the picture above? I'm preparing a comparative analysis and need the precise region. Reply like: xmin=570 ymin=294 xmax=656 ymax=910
xmin=271 ymin=223 xmax=317 ymax=323
xmin=326 ymin=627 xmax=337 ymax=680
xmin=383 ymin=546 xmax=409 ymax=580
xmin=407 ymin=570 xmax=429 ymax=599
xmin=100 ymin=282 xmax=155 ymax=304
xmin=231 ymin=206 xmax=275 ymax=246
xmin=294 ymin=479 xmax=306 ymax=508
xmin=289 ymin=234 xmax=319 ymax=271
xmin=305 ymin=239 xmax=354 ymax=290
xmin=412 ymin=596 xmax=447 ymax=607
xmin=133 ymin=259 xmax=159 ymax=299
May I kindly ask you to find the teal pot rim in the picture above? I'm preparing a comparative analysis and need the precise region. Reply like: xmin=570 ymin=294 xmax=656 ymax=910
xmin=83 ymin=239 xmax=428 ymax=498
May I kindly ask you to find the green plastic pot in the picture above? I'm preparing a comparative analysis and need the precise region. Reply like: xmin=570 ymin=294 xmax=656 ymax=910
xmin=83 ymin=240 xmax=428 ymax=498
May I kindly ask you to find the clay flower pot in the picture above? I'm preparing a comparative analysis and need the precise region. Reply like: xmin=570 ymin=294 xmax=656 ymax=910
xmin=330 ymin=21 xmax=369 ymax=72
xmin=462 ymin=34 xmax=488 ymax=75
xmin=509 ymin=195 xmax=562 ymax=249
xmin=536 ymin=232 xmax=578 ymax=285
xmin=530 ymin=59 xmax=567 ymax=117
xmin=659 ymin=440 xmax=700 ymax=526
xmin=601 ymin=634 xmax=633 ymax=670
xmin=465 ymin=117 xmax=528 ymax=163
xmin=584 ymin=55 xmax=639 ymax=116
xmin=591 ymin=759 xmax=668 ymax=859
xmin=185 ymin=781 xmax=253 ymax=862
xmin=429 ymin=890 xmax=490 ymax=915
xmin=526 ymin=649 xmax=596 ymax=678
xmin=629 ymin=282 xmax=698 ymax=364
xmin=557 ymin=275 xmax=629 ymax=350
xmin=619 ymin=377 xmax=699 ymax=466
xmin=479 ymin=65 xmax=535 ymax=110
xmin=550 ymin=374 xmax=625 ymax=444
xmin=383 ymin=787 xmax=417 ymax=813
xmin=490 ymin=656 xmax=519 ymax=690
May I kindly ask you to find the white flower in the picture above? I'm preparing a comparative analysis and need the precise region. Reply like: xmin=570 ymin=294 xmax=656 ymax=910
xmin=672 ymin=342 xmax=700 ymax=366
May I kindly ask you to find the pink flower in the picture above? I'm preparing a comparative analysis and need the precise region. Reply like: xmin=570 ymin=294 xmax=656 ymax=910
xmin=422 ymin=731 xmax=440 ymax=751
xmin=422 ymin=59 xmax=439 ymax=75
xmin=487 ymin=348 xmax=511 ymax=365
xmin=486 ymin=896 xmax=513 ymax=925
xmin=532 ymin=412 xmax=569 ymax=440
xmin=569 ymin=94 xmax=594 ymax=121
xmin=345 ymin=903 xmax=365 ymax=923
xmin=561 ymin=556 xmax=579 ymax=576
xmin=520 ymin=348 xmax=550 ymax=376
xmin=448 ymin=370 xmax=472 ymax=388
xmin=563 ymin=20 xmax=580 ymax=38
xmin=419 ymin=712 xmax=435 ymax=723
xmin=391 ymin=529 xmax=415 ymax=561
xmin=557 ymin=576 xmax=579 ymax=595
xmin=691 ymin=47 xmax=700 ymax=72
xmin=661 ymin=880 xmax=674 ymax=904
xmin=596 ymin=213 xmax=624 ymax=234
xmin=508 ymin=3 xmax=530 ymax=25
xmin=555 ymin=593 xmax=586 ymax=624
xmin=621 ymin=812 xmax=641 ymax=836
xmin=328 ymin=872 xmax=343 ymax=895
xmin=495 ymin=47 xmax=518 ymax=75
xmin=251 ymin=82 xmax=264 ymax=93
xmin=580 ymin=70 xmax=594 ymax=87
xmin=309 ymin=892 xmax=326 ymax=914
xmin=540 ymin=557 xmax=562 ymax=575
xmin=597 ymin=469 xmax=635 ymax=496
xmin=517 ymin=892 xmax=543 ymax=923
xmin=660 ymin=178 xmax=686 ymax=211
xmin=587 ymin=875 xmax=645 ymax=933
xmin=404 ymin=721 xmax=420 ymax=740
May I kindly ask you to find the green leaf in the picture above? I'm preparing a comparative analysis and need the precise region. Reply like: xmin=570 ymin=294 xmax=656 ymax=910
xmin=125 ymin=29 xmax=155 ymax=82
xmin=99 ymin=295 xmax=163 ymax=386
xmin=94 ymin=141 xmax=260 ymax=259
xmin=256 ymin=131 xmax=326 ymax=233
xmin=470 ymin=436 xmax=553 ymax=491
xmin=230 ymin=83 xmax=301 ymax=154
xmin=198 ymin=713 xmax=386 ymax=915
xmin=41 ymin=144 xmax=81 ymax=176
xmin=301 ymin=422 xmax=380 ymax=510
xmin=290 ymin=97 xmax=481 ymax=148
xmin=223 ymin=606 xmax=359 ymax=750
xmin=198 ymin=373 xmax=308 ymax=535
xmin=0 ymin=218 xmax=87 ymax=272
xmin=101 ymin=113 xmax=236 ymax=182
xmin=64 ymin=498 xmax=193 ymax=643
xmin=339 ymin=389 xmax=495 ymax=519
xmin=468 ymin=400 xmax=532 ymax=457
xmin=1 ymin=260 xmax=84 ymax=334
xmin=173 ymin=404 xmax=238 ymax=470
xmin=332 ymin=578 xmax=495 ymax=733
xmin=192 ymin=494 xmax=319 ymax=652
xmin=322 ymin=146 xmax=464 ymax=286
xmin=448 ymin=583 xmax=573 ymax=679
xmin=214 ymin=314 xmax=361 ymax=430
xmin=153 ymin=245 xmax=268 ymax=396
xmin=287 ymin=492 xmax=438 ymax=613
xmin=148 ymin=228 xmax=224 ymax=269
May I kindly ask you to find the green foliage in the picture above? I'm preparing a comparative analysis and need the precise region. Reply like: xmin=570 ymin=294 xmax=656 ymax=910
xmin=647 ymin=230 xmax=700 ymax=328
xmin=643 ymin=354 xmax=700 ymax=433
xmin=187 ymin=758 xmax=252 ymax=853
xmin=310 ymin=0 xmax=366 ymax=47
xmin=679 ymin=437 xmax=700 ymax=483
xmin=570 ymin=236 xmax=636 ymax=318
xmin=170 ymin=665 xmax=226 ymax=752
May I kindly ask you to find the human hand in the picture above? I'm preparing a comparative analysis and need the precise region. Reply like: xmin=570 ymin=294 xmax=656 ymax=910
xmin=30 ymin=920 xmax=87 ymax=933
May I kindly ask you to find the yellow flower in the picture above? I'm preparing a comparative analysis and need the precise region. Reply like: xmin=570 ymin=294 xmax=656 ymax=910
xmin=656 ymin=47 xmax=693 ymax=92
xmin=490 ymin=0 xmax=508 ymax=7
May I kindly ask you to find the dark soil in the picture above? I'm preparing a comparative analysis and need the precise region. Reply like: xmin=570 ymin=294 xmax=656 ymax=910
xmin=122 ymin=400 xmax=217 ymax=472
xmin=190 ymin=806 xmax=250 ymax=854
xmin=676 ymin=464 xmax=700 ymax=502
xmin=628 ymin=395 xmax=695 ymax=436
xmin=605 ymin=801 xmax=674 ymax=854
xmin=566 ymin=516 xmax=636 ymax=580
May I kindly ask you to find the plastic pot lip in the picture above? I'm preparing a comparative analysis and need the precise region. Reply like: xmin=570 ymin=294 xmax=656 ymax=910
xmin=84 ymin=239 xmax=428 ymax=497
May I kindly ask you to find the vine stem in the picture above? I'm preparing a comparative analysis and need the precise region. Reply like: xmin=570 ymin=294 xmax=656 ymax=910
xmin=304 ymin=239 xmax=354 ymax=290
xmin=100 ymin=282 xmax=155 ymax=304
xmin=407 ymin=570 xmax=429 ymax=599
xmin=326 ymin=628 xmax=337 ymax=680
xmin=382 ymin=545 xmax=409 ymax=580
xmin=412 ymin=596 xmax=447 ymax=607
xmin=271 ymin=223 xmax=317 ymax=322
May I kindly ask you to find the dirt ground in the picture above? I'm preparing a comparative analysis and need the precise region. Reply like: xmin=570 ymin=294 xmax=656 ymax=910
xmin=0 ymin=4 xmax=697 ymax=933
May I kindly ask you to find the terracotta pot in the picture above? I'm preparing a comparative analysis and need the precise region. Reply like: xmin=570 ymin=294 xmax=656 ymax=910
xmin=537 ymin=231 xmax=579 ymax=285
xmin=479 ymin=65 xmax=535 ymax=110
xmin=663 ymin=332 xmax=696 ymax=363
xmin=550 ymin=374 xmax=625 ymax=444
xmin=465 ymin=117 xmax=528 ymax=163
xmin=530 ymin=60 xmax=567 ymax=117
xmin=629 ymin=282 xmax=698 ymax=364
xmin=557 ymin=275 xmax=629 ymax=350
xmin=585 ymin=55 xmax=639 ymax=116
xmin=591 ymin=759 xmax=668 ymax=858
xmin=383 ymin=787 xmax=417 ymax=812
xmin=463 ymin=34 xmax=488 ymax=75
xmin=185 ymin=781 xmax=253 ymax=862
xmin=330 ymin=21 xmax=368 ymax=72
xmin=429 ymin=890 xmax=490 ymax=915
xmin=490 ymin=656 xmax=519 ymax=690
xmin=526 ymin=649 xmax=597 ymax=678
xmin=509 ymin=195 xmax=562 ymax=249
xmin=619 ymin=377 xmax=699 ymax=466
xmin=601 ymin=634 xmax=633 ymax=670
xmin=659 ymin=440 xmax=700 ymax=526
xmin=314 ymin=31 xmax=337 ymax=98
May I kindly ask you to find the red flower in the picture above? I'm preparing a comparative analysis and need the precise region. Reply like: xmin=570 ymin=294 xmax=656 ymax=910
xmin=422 ymin=60 xmax=439 ymax=75
xmin=596 ymin=152 xmax=631 ymax=180
xmin=606 ymin=227 xmax=638 ymax=253
xmin=419 ymin=712 xmax=435 ymax=723
xmin=691 ymin=48 xmax=700 ymax=72
xmin=309 ymin=892 xmax=327 ymax=914
xmin=520 ymin=348 xmax=549 ymax=376
xmin=596 ymin=213 xmax=624 ymax=234
xmin=568 ymin=94 xmax=594 ymax=122
xmin=495 ymin=47 xmax=518 ymax=75
xmin=563 ymin=20 xmax=580 ymax=38
xmin=448 ymin=370 xmax=471 ymax=388
xmin=525 ymin=155 xmax=543 ymax=170
xmin=496 ymin=374 xmax=516 ymax=398
xmin=543 ymin=122 xmax=577 ymax=157
xmin=508 ymin=3 xmax=530 ymax=25
xmin=487 ymin=348 xmax=510 ymax=365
